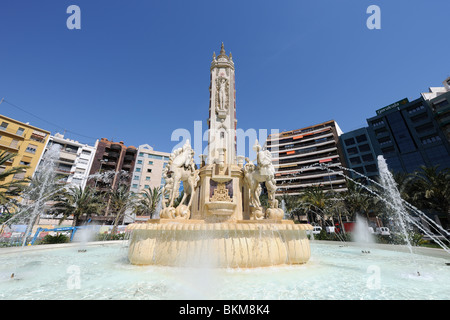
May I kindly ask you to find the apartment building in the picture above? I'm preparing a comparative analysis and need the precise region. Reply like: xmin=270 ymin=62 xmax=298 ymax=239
xmin=366 ymin=96 xmax=450 ymax=173
xmin=130 ymin=144 xmax=170 ymax=194
xmin=339 ymin=127 xmax=379 ymax=181
xmin=88 ymin=138 xmax=138 ymax=191
xmin=0 ymin=114 xmax=50 ymax=182
xmin=265 ymin=120 xmax=347 ymax=196
xmin=45 ymin=133 xmax=96 ymax=189
xmin=421 ymin=77 xmax=450 ymax=144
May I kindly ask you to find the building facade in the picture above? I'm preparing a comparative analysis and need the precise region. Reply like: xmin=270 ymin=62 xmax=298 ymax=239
xmin=0 ymin=114 xmax=50 ymax=183
xmin=130 ymin=144 xmax=170 ymax=194
xmin=265 ymin=120 xmax=347 ymax=196
xmin=88 ymin=138 xmax=138 ymax=191
xmin=421 ymin=77 xmax=450 ymax=144
xmin=339 ymin=127 xmax=379 ymax=181
xmin=366 ymin=97 xmax=450 ymax=173
xmin=45 ymin=133 xmax=96 ymax=189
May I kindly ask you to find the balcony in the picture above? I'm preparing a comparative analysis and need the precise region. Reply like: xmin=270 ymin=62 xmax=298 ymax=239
xmin=59 ymin=150 xmax=78 ymax=161
xmin=106 ymin=151 xmax=120 ymax=159
xmin=0 ymin=140 xmax=21 ymax=151
xmin=0 ymin=126 xmax=26 ymax=139
xmin=126 ymin=147 xmax=137 ymax=154
xmin=110 ymin=143 xmax=122 ymax=151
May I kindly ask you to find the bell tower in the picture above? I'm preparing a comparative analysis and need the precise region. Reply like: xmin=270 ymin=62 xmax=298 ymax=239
xmin=207 ymin=42 xmax=237 ymax=166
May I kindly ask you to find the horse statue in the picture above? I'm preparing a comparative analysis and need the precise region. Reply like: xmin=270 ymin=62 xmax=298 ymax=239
xmin=160 ymin=140 xmax=199 ymax=219
xmin=243 ymin=139 xmax=284 ymax=220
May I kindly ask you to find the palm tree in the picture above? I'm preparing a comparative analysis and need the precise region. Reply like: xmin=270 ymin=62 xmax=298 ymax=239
xmin=300 ymin=186 xmax=332 ymax=226
xmin=109 ymin=185 xmax=136 ymax=234
xmin=136 ymin=186 xmax=162 ymax=218
xmin=278 ymin=194 xmax=301 ymax=220
xmin=0 ymin=151 xmax=30 ymax=216
xmin=408 ymin=165 xmax=450 ymax=221
xmin=52 ymin=185 xmax=101 ymax=226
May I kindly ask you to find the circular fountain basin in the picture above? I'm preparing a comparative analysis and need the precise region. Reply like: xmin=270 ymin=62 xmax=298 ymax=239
xmin=127 ymin=220 xmax=313 ymax=267
xmin=1 ymin=240 xmax=449 ymax=299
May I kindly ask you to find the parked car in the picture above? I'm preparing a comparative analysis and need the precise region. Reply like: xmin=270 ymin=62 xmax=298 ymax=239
xmin=326 ymin=226 xmax=335 ymax=234
xmin=312 ymin=226 xmax=322 ymax=235
xmin=375 ymin=227 xmax=390 ymax=236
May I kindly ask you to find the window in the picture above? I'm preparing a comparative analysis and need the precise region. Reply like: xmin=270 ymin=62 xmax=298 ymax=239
xmin=365 ymin=164 xmax=377 ymax=173
xmin=415 ymin=123 xmax=434 ymax=135
xmin=0 ymin=122 xmax=8 ymax=130
xmin=137 ymin=160 xmax=142 ymax=164
xmin=381 ymin=146 xmax=395 ymax=155
xmin=16 ymin=127 xmax=25 ymax=136
xmin=378 ymin=137 xmax=392 ymax=146
xmin=25 ymin=144 xmax=38 ymax=154
xmin=72 ymin=177 xmax=83 ymax=185
xmin=371 ymin=120 xmax=385 ymax=127
xmin=410 ymin=113 xmax=428 ymax=123
xmin=81 ymin=150 xmax=91 ymax=155
xmin=362 ymin=154 xmax=374 ymax=162
xmin=344 ymin=138 xmax=355 ymax=146
xmin=358 ymin=144 xmax=371 ymax=152
xmin=145 ymin=176 xmax=151 ymax=181
xmin=347 ymin=147 xmax=358 ymax=155
xmin=144 ymin=185 xmax=149 ymax=189
xmin=421 ymin=135 xmax=441 ymax=145
xmin=132 ymin=184 xmax=138 ymax=188
xmin=356 ymin=134 xmax=367 ymax=143
xmin=138 ymin=152 xmax=144 ymax=157
xmin=407 ymin=104 xmax=425 ymax=114
xmin=350 ymin=156 xmax=362 ymax=165
xmin=432 ymin=99 xmax=449 ymax=110
xmin=148 ymin=161 xmax=153 ymax=165
xmin=147 ymin=168 xmax=152 ymax=173
xmin=78 ymin=159 xmax=88 ymax=165
xmin=134 ymin=175 xmax=139 ymax=180
xmin=148 ymin=154 xmax=163 ymax=160
xmin=136 ymin=167 xmax=141 ymax=172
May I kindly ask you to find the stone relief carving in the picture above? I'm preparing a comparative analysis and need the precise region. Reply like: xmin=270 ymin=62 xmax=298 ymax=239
xmin=216 ymin=76 xmax=229 ymax=115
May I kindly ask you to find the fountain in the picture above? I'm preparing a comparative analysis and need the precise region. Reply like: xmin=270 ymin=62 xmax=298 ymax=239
xmin=353 ymin=215 xmax=375 ymax=253
xmin=127 ymin=44 xmax=313 ymax=267
xmin=2 ymin=45 xmax=450 ymax=300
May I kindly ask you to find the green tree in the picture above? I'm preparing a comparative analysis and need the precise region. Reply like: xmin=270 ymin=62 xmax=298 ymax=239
xmin=299 ymin=186 xmax=332 ymax=226
xmin=0 ymin=151 xmax=30 ymax=219
xmin=408 ymin=165 xmax=450 ymax=220
xmin=52 ymin=185 xmax=101 ymax=226
xmin=109 ymin=185 xmax=136 ymax=234
xmin=136 ymin=186 xmax=162 ymax=218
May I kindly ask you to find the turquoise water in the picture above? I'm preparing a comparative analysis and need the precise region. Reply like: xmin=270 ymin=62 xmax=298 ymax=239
xmin=0 ymin=242 xmax=449 ymax=300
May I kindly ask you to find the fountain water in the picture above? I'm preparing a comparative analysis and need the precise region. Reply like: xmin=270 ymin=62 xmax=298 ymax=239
xmin=353 ymin=215 xmax=375 ymax=247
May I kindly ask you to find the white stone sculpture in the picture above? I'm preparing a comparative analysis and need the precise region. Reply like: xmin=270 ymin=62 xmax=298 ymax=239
xmin=243 ymin=140 xmax=283 ymax=220
xmin=160 ymin=140 xmax=199 ymax=219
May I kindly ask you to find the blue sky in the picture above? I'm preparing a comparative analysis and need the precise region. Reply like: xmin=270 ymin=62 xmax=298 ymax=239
xmin=0 ymin=0 xmax=449 ymax=156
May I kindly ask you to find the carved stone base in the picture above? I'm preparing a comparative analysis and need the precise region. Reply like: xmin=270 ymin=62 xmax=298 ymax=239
xmin=266 ymin=208 xmax=284 ymax=220
xmin=127 ymin=221 xmax=314 ymax=267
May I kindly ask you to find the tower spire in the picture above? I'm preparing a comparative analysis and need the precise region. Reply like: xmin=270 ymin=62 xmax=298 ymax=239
xmin=219 ymin=42 xmax=227 ymax=57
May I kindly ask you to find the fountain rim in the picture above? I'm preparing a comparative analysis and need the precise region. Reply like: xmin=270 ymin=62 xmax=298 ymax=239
xmin=1 ymin=239 xmax=448 ymax=260
xmin=314 ymin=240 xmax=450 ymax=260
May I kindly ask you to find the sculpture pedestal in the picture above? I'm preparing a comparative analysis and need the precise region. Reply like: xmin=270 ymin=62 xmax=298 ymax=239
xmin=127 ymin=220 xmax=313 ymax=267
